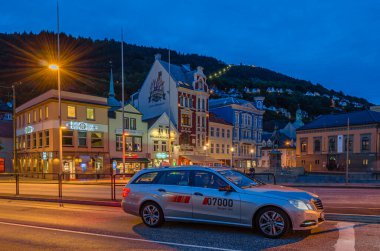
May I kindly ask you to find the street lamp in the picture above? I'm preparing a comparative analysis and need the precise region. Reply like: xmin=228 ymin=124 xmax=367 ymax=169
xmin=231 ymin=147 xmax=235 ymax=168
xmin=250 ymin=148 xmax=254 ymax=169
xmin=48 ymin=63 xmax=63 ymax=176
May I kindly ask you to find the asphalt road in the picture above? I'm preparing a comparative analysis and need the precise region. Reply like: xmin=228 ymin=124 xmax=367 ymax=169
xmin=0 ymin=199 xmax=379 ymax=251
xmin=1 ymin=182 xmax=380 ymax=215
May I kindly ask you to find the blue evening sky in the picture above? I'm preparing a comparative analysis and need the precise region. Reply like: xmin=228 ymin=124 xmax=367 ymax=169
xmin=1 ymin=0 xmax=379 ymax=103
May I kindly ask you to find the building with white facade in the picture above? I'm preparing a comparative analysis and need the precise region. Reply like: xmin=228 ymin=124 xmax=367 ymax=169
xmin=132 ymin=54 xmax=210 ymax=165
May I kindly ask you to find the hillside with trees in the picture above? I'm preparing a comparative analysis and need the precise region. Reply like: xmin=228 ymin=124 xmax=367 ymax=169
xmin=0 ymin=31 xmax=372 ymax=130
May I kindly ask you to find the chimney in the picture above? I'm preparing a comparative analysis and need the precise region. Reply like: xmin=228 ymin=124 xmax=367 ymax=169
xmin=154 ymin=53 xmax=161 ymax=60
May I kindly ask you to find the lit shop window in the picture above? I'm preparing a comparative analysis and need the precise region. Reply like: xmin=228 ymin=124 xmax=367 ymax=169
xmin=86 ymin=108 xmax=95 ymax=120
xmin=67 ymin=106 xmax=76 ymax=118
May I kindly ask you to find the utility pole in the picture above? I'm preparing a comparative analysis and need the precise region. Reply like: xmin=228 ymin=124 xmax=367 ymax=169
xmin=345 ymin=117 xmax=350 ymax=183
xmin=121 ymin=29 xmax=126 ymax=175
xmin=168 ymin=49 xmax=172 ymax=166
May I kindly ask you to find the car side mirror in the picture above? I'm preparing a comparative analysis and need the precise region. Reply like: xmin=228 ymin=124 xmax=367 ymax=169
xmin=219 ymin=185 xmax=233 ymax=192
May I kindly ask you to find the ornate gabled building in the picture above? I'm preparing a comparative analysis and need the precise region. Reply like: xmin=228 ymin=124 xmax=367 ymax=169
xmin=209 ymin=97 xmax=265 ymax=170
xmin=133 ymin=54 xmax=211 ymax=165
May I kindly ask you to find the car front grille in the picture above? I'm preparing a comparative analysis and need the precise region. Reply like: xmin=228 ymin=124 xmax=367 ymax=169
xmin=313 ymin=198 xmax=324 ymax=210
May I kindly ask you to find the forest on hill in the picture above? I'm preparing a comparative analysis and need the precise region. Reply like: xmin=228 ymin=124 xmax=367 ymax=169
xmin=0 ymin=31 xmax=371 ymax=130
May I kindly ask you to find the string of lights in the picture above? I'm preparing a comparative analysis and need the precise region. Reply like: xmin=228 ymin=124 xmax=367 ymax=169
xmin=207 ymin=64 xmax=233 ymax=79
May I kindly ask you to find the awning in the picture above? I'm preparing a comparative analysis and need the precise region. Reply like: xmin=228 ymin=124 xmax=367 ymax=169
xmin=180 ymin=155 xmax=222 ymax=164
xmin=111 ymin=158 xmax=150 ymax=163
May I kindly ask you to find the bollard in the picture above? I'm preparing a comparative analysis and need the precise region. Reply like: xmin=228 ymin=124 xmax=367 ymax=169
xmin=58 ymin=173 xmax=63 ymax=199
xmin=15 ymin=174 xmax=19 ymax=195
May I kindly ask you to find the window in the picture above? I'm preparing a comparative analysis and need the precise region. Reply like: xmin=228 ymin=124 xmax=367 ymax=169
xmin=45 ymin=106 xmax=49 ymax=119
xmin=216 ymin=144 xmax=220 ymax=153
xmin=314 ymin=139 xmax=321 ymax=153
xmin=344 ymin=136 xmax=353 ymax=152
xmin=193 ymin=171 xmax=227 ymax=189
xmin=227 ymin=129 xmax=230 ymax=138
xmin=67 ymin=106 xmax=76 ymax=118
xmin=86 ymin=108 xmax=95 ymax=120
xmin=62 ymin=130 xmax=74 ymax=146
xmin=216 ymin=128 xmax=220 ymax=137
xmin=33 ymin=110 xmax=36 ymax=122
xmin=221 ymin=144 xmax=225 ymax=154
xmin=222 ymin=129 xmax=225 ymax=138
xmin=32 ymin=133 xmax=36 ymax=148
xmin=78 ymin=131 xmax=87 ymax=147
xmin=315 ymin=160 xmax=320 ymax=165
xmin=130 ymin=118 xmax=136 ymax=130
xmin=124 ymin=117 xmax=129 ymax=129
xmin=161 ymin=141 xmax=167 ymax=152
xmin=125 ymin=136 xmax=142 ymax=152
xmin=39 ymin=108 xmax=42 ymax=121
xmin=227 ymin=145 xmax=230 ymax=154
xmin=361 ymin=135 xmax=370 ymax=152
xmin=234 ymin=112 xmax=239 ymax=124
xmin=116 ymin=135 xmax=122 ymax=151
xmin=210 ymin=127 xmax=215 ymax=137
xmin=157 ymin=171 xmax=190 ymax=186
xmin=38 ymin=132 xmax=43 ymax=148
xmin=91 ymin=132 xmax=103 ymax=147
xmin=133 ymin=172 xmax=159 ymax=184
xmin=210 ymin=143 xmax=214 ymax=154
xmin=45 ymin=130 xmax=49 ymax=147
xmin=328 ymin=137 xmax=336 ymax=152
xmin=202 ymin=99 xmax=205 ymax=111
xmin=153 ymin=141 xmax=159 ymax=151
xmin=202 ymin=117 xmax=205 ymax=127
xmin=301 ymin=139 xmax=307 ymax=153
xmin=133 ymin=137 xmax=142 ymax=151
xmin=26 ymin=134 xmax=31 ymax=149
xmin=363 ymin=159 xmax=369 ymax=166
xmin=181 ymin=114 xmax=190 ymax=126
xmin=28 ymin=113 xmax=31 ymax=124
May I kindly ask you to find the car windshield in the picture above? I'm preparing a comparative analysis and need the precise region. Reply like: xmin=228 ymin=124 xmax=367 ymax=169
xmin=218 ymin=170 xmax=261 ymax=188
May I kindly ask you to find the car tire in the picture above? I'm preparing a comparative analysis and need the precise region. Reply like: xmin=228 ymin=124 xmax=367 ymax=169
xmin=254 ymin=207 xmax=290 ymax=238
xmin=140 ymin=202 xmax=164 ymax=228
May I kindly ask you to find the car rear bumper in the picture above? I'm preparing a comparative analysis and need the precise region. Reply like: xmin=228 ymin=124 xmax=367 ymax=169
xmin=121 ymin=199 xmax=140 ymax=216
xmin=291 ymin=210 xmax=324 ymax=230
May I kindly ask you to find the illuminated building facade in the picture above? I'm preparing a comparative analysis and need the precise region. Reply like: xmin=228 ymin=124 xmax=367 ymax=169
xmin=15 ymin=90 xmax=110 ymax=176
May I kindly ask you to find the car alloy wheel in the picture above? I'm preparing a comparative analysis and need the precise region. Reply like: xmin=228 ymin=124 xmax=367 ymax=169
xmin=256 ymin=207 xmax=290 ymax=238
xmin=141 ymin=203 xmax=163 ymax=227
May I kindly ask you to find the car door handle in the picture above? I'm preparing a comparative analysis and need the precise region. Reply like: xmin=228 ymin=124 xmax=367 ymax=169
xmin=194 ymin=192 xmax=203 ymax=196
xmin=158 ymin=188 xmax=166 ymax=192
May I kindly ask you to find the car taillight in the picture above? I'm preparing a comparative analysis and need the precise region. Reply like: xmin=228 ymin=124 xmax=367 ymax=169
xmin=122 ymin=187 xmax=131 ymax=198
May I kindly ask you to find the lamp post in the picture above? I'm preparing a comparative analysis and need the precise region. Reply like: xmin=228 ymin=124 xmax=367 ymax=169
xmin=250 ymin=148 xmax=254 ymax=169
xmin=231 ymin=147 xmax=235 ymax=168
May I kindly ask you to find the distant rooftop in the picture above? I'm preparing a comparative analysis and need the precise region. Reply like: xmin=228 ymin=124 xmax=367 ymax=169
xmin=297 ymin=110 xmax=380 ymax=131
xmin=209 ymin=113 xmax=232 ymax=126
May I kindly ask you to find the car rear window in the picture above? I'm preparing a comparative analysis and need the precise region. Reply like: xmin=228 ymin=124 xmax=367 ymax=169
xmin=157 ymin=171 xmax=190 ymax=186
xmin=133 ymin=172 xmax=159 ymax=184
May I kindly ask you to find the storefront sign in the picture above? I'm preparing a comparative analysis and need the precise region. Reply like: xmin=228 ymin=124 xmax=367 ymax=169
xmin=125 ymin=153 xmax=138 ymax=158
xmin=156 ymin=152 xmax=169 ymax=159
xmin=24 ymin=126 xmax=34 ymax=134
xmin=66 ymin=121 xmax=98 ymax=131
xmin=42 ymin=152 xmax=47 ymax=160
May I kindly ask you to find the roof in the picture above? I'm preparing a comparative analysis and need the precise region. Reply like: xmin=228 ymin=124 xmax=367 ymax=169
xmin=143 ymin=114 xmax=163 ymax=128
xmin=0 ymin=121 xmax=13 ymax=138
xmin=158 ymin=60 xmax=195 ymax=90
xmin=209 ymin=97 xmax=261 ymax=110
xmin=298 ymin=110 xmax=380 ymax=131
xmin=209 ymin=113 xmax=233 ymax=126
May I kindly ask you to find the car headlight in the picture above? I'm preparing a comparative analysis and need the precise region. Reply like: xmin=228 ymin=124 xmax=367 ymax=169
xmin=289 ymin=199 xmax=313 ymax=210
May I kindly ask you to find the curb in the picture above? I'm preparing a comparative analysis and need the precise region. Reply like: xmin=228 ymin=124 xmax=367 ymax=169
xmin=0 ymin=195 xmax=120 ymax=207
xmin=325 ymin=213 xmax=380 ymax=224
xmin=282 ymin=184 xmax=380 ymax=189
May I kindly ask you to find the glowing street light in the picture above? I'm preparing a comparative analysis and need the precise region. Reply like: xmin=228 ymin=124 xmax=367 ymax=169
xmin=48 ymin=64 xmax=59 ymax=70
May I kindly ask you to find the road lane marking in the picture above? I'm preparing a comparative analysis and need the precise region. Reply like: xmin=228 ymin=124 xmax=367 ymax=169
xmin=0 ymin=221 xmax=240 ymax=251
xmin=334 ymin=222 xmax=355 ymax=251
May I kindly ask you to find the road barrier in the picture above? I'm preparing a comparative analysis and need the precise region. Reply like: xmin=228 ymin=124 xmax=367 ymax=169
xmin=0 ymin=170 xmax=276 ymax=201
